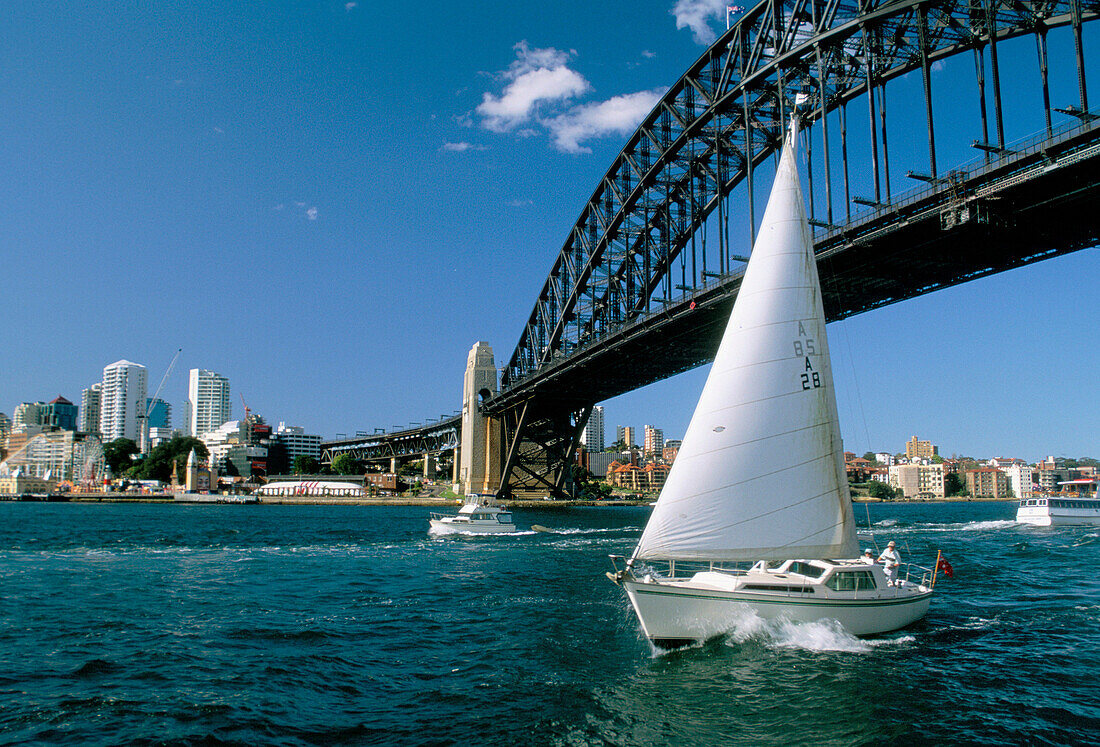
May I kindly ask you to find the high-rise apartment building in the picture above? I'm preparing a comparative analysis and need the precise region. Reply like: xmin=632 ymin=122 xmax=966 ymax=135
xmin=80 ymin=384 xmax=102 ymax=437
xmin=580 ymin=406 xmax=605 ymax=452
xmin=100 ymin=360 xmax=148 ymax=442
xmin=643 ymin=425 xmax=664 ymax=458
xmin=188 ymin=369 xmax=231 ymax=437
xmin=12 ymin=402 xmax=44 ymax=431
xmin=904 ymin=436 xmax=938 ymax=460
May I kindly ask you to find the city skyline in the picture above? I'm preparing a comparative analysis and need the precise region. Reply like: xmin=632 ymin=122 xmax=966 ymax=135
xmin=1 ymin=1 xmax=1097 ymax=464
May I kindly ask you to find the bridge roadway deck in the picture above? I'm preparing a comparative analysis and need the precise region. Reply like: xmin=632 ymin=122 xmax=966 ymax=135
xmin=484 ymin=124 xmax=1100 ymax=418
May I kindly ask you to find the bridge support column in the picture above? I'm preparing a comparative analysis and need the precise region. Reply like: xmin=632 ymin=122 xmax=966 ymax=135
xmin=422 ymin=454 xmax=436 ymax=479
xmin=458 ymin=342 xmax=501 ymax=495
xmin=389 ymin=457 xmax=397 ymax=474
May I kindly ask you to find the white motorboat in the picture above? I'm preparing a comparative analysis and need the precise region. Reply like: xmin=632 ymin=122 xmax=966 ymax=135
xmin=608 ymin=119 xmax=934 ymax=649
xmin=429 ymin=493 xmax=516 ymax=535
xmin=1016 ymin=494 xmax=1100 ymax=526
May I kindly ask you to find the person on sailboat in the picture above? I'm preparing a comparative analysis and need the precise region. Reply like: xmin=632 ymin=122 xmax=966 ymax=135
xmin=878 ymin=541 xmax=901 ymax=585
xmin=860 ymin=548 xmax=875 ymax=564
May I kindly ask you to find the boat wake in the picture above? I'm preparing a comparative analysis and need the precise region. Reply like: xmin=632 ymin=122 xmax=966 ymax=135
xmin=531 ymin=526 xmax=641 ymax=535
xmin=733 ymin=615 xmax=915 ymax=654
xmin=428 ymin=529 xmax=537 ymax=538
xmin=649 ymin=608 xmax=917 ymax=655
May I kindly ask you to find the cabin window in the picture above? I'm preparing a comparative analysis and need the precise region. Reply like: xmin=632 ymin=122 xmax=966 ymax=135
xmin=825 ymin=570 xmax=877 ymax=591
xmin=497 ymin=513 xmax=512 ymax=523
xmin=787 ymin=561 xmax=826 ymax=579
xmin=739 ymin=585 xmax=818 ymax=594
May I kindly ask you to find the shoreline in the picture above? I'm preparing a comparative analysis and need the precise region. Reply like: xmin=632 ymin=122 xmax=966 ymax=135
xmin=6 ymin=494 xmax=1020 ymax=507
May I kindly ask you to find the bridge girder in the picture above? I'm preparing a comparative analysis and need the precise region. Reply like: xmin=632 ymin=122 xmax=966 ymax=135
xmin=501 ymin=0 xmax=1098 ymax=392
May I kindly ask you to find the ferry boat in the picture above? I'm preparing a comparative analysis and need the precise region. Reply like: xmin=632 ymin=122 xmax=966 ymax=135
xmin=429 ymin=494 xmax=516 ymax=535
xmin=1016 ymin=494 xmax=1100 ymax=526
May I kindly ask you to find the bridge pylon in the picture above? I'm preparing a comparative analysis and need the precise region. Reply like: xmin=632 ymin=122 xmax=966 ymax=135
xmin=456 ymin=342 xmax=502 ymax=495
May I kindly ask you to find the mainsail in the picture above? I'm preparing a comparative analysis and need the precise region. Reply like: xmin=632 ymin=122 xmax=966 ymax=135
xmin=633 ymin=121 xmax=858 ymax=563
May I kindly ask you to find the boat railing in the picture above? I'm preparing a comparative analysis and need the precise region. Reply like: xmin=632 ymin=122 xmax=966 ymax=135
xmin=897 ymin=562 xmax=934 ymax=590
xmin=608 ymin=555 xmax=754 ymax=579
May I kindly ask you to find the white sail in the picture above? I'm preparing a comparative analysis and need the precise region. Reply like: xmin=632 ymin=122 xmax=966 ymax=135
xmin=633 ymin=121 xmax=857 ymax=562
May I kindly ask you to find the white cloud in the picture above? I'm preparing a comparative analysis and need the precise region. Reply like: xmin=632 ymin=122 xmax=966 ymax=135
xmin=544 ymin=88 xmax=667 ymax=154
xmin=442 ymin=141 xmax=487 ymax=152
xmin=477 ymin=41 xmax=591 ymax=132
xmin=671 ymin=0 xmax=728 ymax=45
xmin=345 ymin=2 xmax=357 ymax=11
xmin=306 ymin=207 xmax=318 ymax=220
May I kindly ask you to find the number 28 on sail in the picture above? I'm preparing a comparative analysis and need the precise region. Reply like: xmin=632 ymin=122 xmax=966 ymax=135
xmin=608 ymin=118 xmax=934 ymax=649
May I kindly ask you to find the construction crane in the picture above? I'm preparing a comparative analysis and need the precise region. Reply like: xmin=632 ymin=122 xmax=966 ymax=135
xmin=239 ymin=392 xmax=252 ymax=442
xmin=139 ymin=347 xmax=182 ymax=454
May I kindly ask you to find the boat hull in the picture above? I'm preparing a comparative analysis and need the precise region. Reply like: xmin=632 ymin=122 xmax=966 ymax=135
xmin=621 ymin=576 xmax=932 ymax=647
xmin=1016 ymin=504 xmax=1100 ymax=526
xmin=428 ymin=518 xmax=515 ymax=535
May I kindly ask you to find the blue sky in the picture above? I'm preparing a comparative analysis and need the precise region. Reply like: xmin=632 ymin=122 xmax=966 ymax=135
xmin=1 ymin=0 xmax=1096 ymax=463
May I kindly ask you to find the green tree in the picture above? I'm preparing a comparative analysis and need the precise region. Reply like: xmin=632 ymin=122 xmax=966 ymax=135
xmin=861 ymin=452 xmax=878 ymax=463
xmin=331 ymin=453 xmax=362 ymax=475
xmin=103 ymin=438 xmax=140 ymax=476
xmin=128 ymin=436 xmax=208 ymax=483
xmin=293 ymin=455 xmax=319 ymax=474
xmin=868 ymin=481 xmax=900 ymax=500
xmin=944 ymin=472 xmax=966 ymax=497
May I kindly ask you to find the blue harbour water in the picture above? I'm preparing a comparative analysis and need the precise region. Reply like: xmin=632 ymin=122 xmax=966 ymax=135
xmin=1 ymin=501 xmax=1097 ymax=745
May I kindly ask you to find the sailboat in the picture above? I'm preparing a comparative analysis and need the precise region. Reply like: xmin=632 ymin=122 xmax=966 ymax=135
xmin=608 ymin=119 xmax=933 ymax=649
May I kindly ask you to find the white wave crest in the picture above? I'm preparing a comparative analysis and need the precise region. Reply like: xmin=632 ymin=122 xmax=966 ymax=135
xmin=702 ymin=609 xmax=916 ymax=654
xmin=537 ymin=526 xmax=641 ymax=535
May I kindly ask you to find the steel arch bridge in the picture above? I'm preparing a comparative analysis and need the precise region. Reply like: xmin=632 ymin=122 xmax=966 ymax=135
xmin=480 ymin=0 xmax=1100 ymax=500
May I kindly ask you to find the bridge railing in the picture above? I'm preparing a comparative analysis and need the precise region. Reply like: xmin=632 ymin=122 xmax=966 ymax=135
xmin=819 ymin=113 xmax=1100 ymax=240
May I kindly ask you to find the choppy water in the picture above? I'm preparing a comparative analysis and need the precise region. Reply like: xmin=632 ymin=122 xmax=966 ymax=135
xmin=1 ymin=501 xmax=1097 ymax=745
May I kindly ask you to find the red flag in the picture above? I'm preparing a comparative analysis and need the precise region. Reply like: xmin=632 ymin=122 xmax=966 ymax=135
xmin=937 ymin=555 xmax=954 ymax=579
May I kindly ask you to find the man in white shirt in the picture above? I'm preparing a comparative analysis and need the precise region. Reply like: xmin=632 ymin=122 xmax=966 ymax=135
xmin=878 ymin=540 xmax=901 ymax=585
xmin=859 ymin=548 xmax=875 ymax=564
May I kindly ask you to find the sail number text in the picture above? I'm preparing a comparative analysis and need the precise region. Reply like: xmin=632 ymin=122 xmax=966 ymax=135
xmin=794 ymin=322 xmax=821 ymax=391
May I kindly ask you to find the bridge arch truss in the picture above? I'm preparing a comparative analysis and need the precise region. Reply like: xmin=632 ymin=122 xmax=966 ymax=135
xmin=491 ymin=0 xmax=1099 ymax=499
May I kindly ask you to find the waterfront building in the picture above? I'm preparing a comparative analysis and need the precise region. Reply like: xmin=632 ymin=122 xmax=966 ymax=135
xmin=100 ymin=360 xmax=148 ymax=443
xmin=1000 ymin=462 xmax=1034 ymax=500
xmin=888 ymin=463 xmax=946 ymax=500
xmin=580 ymin=449 xmax=616 ymax=480
xmin=0 ymin=429 xmax=99 ymax=482
xmin=580 ymin=405 xmax=605 ymax=452
xmin=663 ymin=440 xmax=681 ymax=464
xmin=200 ymin=418 xmax=269 ymax=477
xmin=271 ymin=423 xmax=322 ymax=463
xmin=1036 ymin=457 xmax=1073 ymax=493
xmin=0 ymin=471 xmax=55 ymax=495
xmin=966 ymin=467 xmax=1011 ymax=499
xmin=643 ymin=425 xmax=664 ymax=459
xmin=0 ymin=413 xmax=10 ymax=444
xmin=875 ymin=452 xmax=896 ymax=466
xmin=79 ymin=384 xmax=102 ymax=437
xmin=188 ymin=369 xmax=231 ymax=437
xmin=42 ymin=396 xmax=78 ymax=431
xmin=904 ymin=436 xmax=939 ymax=460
